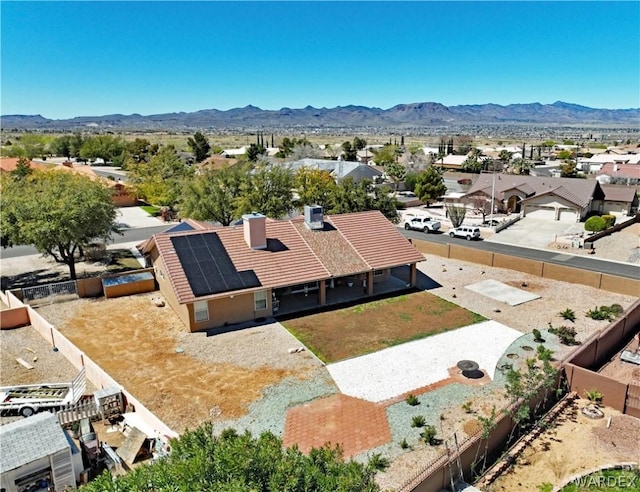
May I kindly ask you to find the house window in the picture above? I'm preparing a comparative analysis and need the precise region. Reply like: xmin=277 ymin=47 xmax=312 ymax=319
xmin=194 ymin=301 xmax=209 ymax=322
xmin=374 ymin=270 xmax=384 ymax=277
xmin=254 ymin=290 xmax=268 ymax=311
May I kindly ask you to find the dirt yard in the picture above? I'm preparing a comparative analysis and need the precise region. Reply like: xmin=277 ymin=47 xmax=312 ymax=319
xmin=485 ymin=398 xmax=640 ymax=492
xmin=282 ymin=291 xmax=484 ymax=362
xmin=33 ymin=294 xmax=327 ymax=432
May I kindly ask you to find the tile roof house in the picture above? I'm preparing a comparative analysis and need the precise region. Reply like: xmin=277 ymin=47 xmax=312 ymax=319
xmin=0 ymin=412 xmax=83 ymax=492
xmin=53 ymin=161 xmax=137 ymax=206
xmin=594 ymin=184 xmax=639 ymax=216
xmin=597 ymin=163 xmax=640 ymax=185
xmin=462 ymin=173 xmax=608 ymax=222
xmin=140 ymin=208 xmax=424 ymax=332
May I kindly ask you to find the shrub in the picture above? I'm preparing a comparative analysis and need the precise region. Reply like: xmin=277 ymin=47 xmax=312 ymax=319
xmin=368 ymin=453 xmax=390 ymax=471
xmin=548 ymin=323 xmax=577 ymax=345
xmin=400 ymin=438 xmax=410 ymax=450
xmin=586 ymin=304 xmax=624 ymax=321
xmin=462 ymin=401 xmax=473 ymax=414
xmin=584 ymin=215 xmax=606 ymax=232
xmin=405 ymin=394 xmax=420 ymax=406
xmin=601 ymin=214 xmax=616 ymax=228
xmin=559 ymin=308 xmax=576 ymax=322
xmin=420 ymin=425 xmax=440 ymax=446
xmin=584 ymin=389 xmax=603 ymax=405
xmin=411 ymin=415 xmax=426 ymax=428
xmin=532 ymin=328 xmax=545 ymax=343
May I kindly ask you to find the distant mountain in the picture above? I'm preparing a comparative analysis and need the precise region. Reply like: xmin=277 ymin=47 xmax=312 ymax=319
xmin=2 ymin=101 xmax=638 ymax=130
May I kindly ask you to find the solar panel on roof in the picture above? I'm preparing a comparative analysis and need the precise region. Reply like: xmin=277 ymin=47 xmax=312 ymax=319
xmin=171 ymin=233 xmax=261 ymax=297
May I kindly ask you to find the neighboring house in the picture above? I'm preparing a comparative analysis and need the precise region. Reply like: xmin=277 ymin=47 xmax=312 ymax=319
xmin=593 ymin=184 xmax=639 ymax=216
xmin=437 ymin=155 xmax=467 ymax=170
xmin=578 ymin=153 xmax=640 ymax=174
xmin=284 ymin=158 xmax=364 ymax=182
xmin=596 ymin=163 xmax=640 ymax=185
xmin=220 ymin=146 xmax=247 ymax=158
xmin=54 ymin=162 xmax=137 ymax=206
xmin=0 ymin=412 xmax=83 ymax=492
xmin=341 ymin=164 xmax=383 ymax=184
xmin=139 ymin=208 xmax=424 ymax=332
xmin=0 ymin=157 xmax=46 ymax=174
xmin=462 ymin=174 xmax=607 ymax=222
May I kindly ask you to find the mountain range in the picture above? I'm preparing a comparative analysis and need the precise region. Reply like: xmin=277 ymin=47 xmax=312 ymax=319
xmin=2 ymin=101 xmax=638 ymax=131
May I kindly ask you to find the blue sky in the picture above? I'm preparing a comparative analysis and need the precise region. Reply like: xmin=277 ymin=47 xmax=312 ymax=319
xmin=2 ymin=1 xmax=638 ymax=119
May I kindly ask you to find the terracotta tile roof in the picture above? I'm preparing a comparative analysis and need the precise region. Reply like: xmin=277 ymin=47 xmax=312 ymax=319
xmin=465 ymin=173 xmax=598 ymax=207
xmin=598 ymin=163 xmax=640 ymax=179
xmin=521 ymin=186 xmax=588 ymax=208
xmin=326 ymin=211 xmax=425 ymax=269
xmin=217 ymin=221 xmax=331 ymax=292
xmin=0 ymin=157 xmax=46 ymax=173
xmin=599 ymin=184 xmax=638 ymax=202
xmin=148 ymin=210 xmax=423 ymax=304
xmin=291 ymin=220 xmax=369 ymax=276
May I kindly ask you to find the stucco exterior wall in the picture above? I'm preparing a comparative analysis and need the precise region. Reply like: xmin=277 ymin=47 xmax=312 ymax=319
xmin=189 ymin=291 xmax=272 ymax=332
xmin=153 ymin=258 xmax=191 ymax=330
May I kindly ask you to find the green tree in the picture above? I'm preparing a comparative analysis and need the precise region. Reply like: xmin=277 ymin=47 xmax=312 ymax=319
xmin=404 ymin=172 xmax=419 ymax=192
xmin=11 ymin=156 xmax=33 ymax=180
xmin=82 ymin=426 xmax=380 ymax=492
xmin=559 ymin=160 xmax=578 ymax=178
xmin=372 ymin=144 xmax=401 ymax=166
xmin=498 ymin=149 xmax=513 ymax=167
xmin=50 ymin=135 xmax=73 ymax=160
xmin=353 ymin=136 xmax=367 ymax=151
xmin=128 ymin=145 xmax=193 ymax=207
xmin=461 ymin=156 xmax=483 ymax=173
xmin=341 ymin=141 xmax=357 ymax=161
xmin=510 ymin=158 xmax=534 ymax=175
xmin=246 ymin=143 xmax=266 ymax=162
xmin=414 ymin=166 xmax=447 ymax=206
xmin=327 ymin=179 xmax=399 ymax=223
xmin=0 ymin=170 xmax=118 ymax=279
xmin=557 ymin=149 xmax=574 ymax=161
xmin=180 ymin=164 xmax=248 ymax=225
xmin=237 ymin=164 xmax=294 ymax=219
xmin=79 ymin=135 xmax=125 ymax=165
xmin=294 ymin=167 xmax=337 ymax=209
xmin=187 ymin=131 xmax=211 ymax=163
xmin=384 ymin=161 xmax=406 ymax=191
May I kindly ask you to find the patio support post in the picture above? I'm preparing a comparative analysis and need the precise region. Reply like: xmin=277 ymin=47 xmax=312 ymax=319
xmin=366 ymin=271 xmax=374 ymax=296
xmin=319 ymin=279 xmax=326 ymax=306
xmin=410 ymin=264 xmax=417 ymax=287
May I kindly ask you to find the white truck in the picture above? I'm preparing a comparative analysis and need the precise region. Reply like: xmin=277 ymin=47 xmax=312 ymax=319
xmin=0 ymin=368 xmax=86 ymax=417
xmin=403 ymin=216 xmax=442 ymax=233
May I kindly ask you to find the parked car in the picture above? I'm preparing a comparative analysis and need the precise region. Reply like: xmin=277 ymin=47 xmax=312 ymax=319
xmin=404 ymin=216 xmax=441 ymax=233
xmin=449 ymin=226 xmax=481 ymax=240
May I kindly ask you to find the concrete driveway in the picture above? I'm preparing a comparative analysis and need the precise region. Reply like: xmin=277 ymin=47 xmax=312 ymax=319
xmin=485 ymin=217 xmax=584 ymax=249
xmin=115 ymin=206 xmax=165 ymax=229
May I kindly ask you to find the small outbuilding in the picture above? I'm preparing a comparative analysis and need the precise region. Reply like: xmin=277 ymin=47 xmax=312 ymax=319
xmin=0 ymin=412 xmax=83 ymax=491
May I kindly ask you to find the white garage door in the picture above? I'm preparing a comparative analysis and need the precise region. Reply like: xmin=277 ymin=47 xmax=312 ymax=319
xmin=525 ymin=205 xmax=556 ymax=220
xmin=558 ymin=208 xmax=577 ymax=222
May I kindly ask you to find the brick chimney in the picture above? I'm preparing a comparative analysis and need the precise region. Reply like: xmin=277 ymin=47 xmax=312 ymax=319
xmin=242 ymin=212 xmax=267 ymax=250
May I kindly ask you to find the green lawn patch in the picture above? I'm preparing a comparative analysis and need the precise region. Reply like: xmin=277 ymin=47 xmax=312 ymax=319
xmin=283 ymin=291 xmax=486 ymax=363
xmin=140 ymin=205 xmax=161 ymax=216
xmin=106 ymin=249 xmax=142 ymax=272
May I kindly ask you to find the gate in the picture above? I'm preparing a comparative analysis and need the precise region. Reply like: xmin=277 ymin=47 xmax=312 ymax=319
xmin=625 ymin=384 xmax=640 ymax=418
xmin=22 ymin=280 xmax=77 ymax=302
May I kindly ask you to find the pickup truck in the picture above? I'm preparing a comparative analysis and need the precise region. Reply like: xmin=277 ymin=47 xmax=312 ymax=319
xmin=403 ymin=216 xmax=441 ymax=233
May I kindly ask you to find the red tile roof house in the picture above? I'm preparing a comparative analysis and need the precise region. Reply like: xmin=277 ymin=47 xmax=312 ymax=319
xmin=139 ymin=208 xmax=424 ymax=332
xmin=461 ymin=173 xmax=610 ymax=222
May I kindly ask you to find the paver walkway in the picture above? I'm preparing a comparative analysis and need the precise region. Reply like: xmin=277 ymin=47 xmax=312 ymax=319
xmin=283 ymin=364 xmax=491 ymax=459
